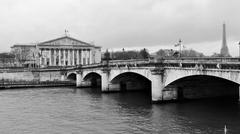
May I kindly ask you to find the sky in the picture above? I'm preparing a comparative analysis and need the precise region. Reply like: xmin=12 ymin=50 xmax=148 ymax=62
xmin=0 ymin=0 xmax=240 ymax=56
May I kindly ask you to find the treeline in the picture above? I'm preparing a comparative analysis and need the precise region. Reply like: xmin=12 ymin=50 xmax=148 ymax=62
xmin=104 ymin=48 xmax=206 ymax=61
xmin=105 ymin=48 xmax=150 ymax=60
xmin=155 ymin=49 xmax=205 ymax=58
xmin=0 ymin=53 xmax=15 ymax=67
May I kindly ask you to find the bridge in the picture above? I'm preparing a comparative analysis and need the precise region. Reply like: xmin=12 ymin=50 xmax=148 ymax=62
xmin=65 ymin=57 xmax=240 ymax=103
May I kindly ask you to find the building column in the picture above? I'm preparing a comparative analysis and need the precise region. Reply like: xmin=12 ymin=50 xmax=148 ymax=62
xmin=53 ymin=49 xmax=57 ymax=66
xmin=83 ymin=49 xmax=85 ymax=65
xmin=59 ymin=49 xmax=62 ymax=66
xmin=87 ymin=49 xmax=89 ymax=64
xmin=44 ymin=49 xmax=47 ymax=65
xmin=80 ymin=49 xmax=83 ymax=65
xmin=77 ymin=49 xmax=80 ymax=65
xmin=89 ymin=49 xmax=92 ymax=64
xmin=68 ymin=49 xmax=71 ymax=66
xmin=39 ymin=49 xmax=43 ymax=66
xmin=73 ymin=49 xmax=75 ymax=66
xmin=63 ymin=49 xmax=66 ymax=66
xmin=49 ymin=49 xmax=52 ymax=66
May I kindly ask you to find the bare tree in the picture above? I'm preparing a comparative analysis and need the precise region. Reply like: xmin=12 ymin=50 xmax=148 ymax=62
xmin=11 ymin=47 xmax=31 ymax=66
xmin=0 ymin=53 xmax=15 ymax=67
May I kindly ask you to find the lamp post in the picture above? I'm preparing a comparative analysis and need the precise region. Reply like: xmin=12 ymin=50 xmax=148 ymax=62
xmin=179 ymin=39 xmax=182 ymax=58
xmin=238 ymin=41 xmax=240 ymax=58
xmin=174 ymin=39 xmax=182 ymax=58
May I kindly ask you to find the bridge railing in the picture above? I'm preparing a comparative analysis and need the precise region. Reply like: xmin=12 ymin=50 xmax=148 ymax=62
xmin=187 ymin=57 xmax=240 ymax=63
xmin=160 ymin=57 xmax=240 ymax=63
xmin=78 ymin=57 xmax=240 ymax=70
xmin=161 ymin=58 xmax=240 ymax=70
xmin=109 ymin=59 xmax=151 ymax=65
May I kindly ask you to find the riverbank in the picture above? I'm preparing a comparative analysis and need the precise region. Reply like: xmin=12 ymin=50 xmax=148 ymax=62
xmin=0 ymin=81 xmax=76 ymax=89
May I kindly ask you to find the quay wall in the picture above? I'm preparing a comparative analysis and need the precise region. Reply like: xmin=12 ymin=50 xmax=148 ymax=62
xmin=0 ymin=69 xmax=63 ymax=82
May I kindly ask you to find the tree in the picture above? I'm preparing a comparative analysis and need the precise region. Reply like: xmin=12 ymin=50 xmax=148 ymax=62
xmin=110 ymin=48 xmax=149 ymax=60
xmin=156 ymin=49 xmax=166 ymax=57
xmin=139 ymin=48 xmax=150 ymax=59
xmin=111 ymin=50 xmax=141 ymax=60
xmin=11 ymin=47 xmax=31 ymax=65
xmin=103 ymin=49 xmax=110 ymax=60
xmin=181 ymin=49 xmax=204 ymax=57
xmin=0 ymin=53 xmax=15 ymax=67
xmin=211 ymin=53 xmax=222 ymax=57
xmin=155 ymin=49 xmax=205 ymax=60
xmin=155 ymin=49 xmax=175 ymax=58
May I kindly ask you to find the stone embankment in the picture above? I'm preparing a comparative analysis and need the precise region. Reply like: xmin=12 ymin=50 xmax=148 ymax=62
xmin=0 ymin=67 xmax=74 ymax=89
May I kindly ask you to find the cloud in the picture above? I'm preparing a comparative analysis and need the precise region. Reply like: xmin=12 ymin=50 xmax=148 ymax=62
xmin=0 ymin=0 xmax=239 ymax=56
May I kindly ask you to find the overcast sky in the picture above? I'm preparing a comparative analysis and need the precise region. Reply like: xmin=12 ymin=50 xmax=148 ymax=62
xmin=0 ymin=0 xmax=240 ymax=56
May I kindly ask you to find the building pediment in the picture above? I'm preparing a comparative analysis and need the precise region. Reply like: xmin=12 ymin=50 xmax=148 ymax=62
xmin=38 ymin=36 xmax=93 ymax=47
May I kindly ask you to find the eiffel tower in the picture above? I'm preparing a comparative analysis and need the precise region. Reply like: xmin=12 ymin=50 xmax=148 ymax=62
xmin=220 ymin=23 xmax=231 ymax=57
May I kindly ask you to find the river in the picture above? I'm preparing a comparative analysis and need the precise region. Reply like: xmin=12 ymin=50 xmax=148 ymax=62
xmin=0 ymin=87 xmax=239 ymax=134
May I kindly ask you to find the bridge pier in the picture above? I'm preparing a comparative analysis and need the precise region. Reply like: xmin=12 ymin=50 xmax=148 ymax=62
xmin=61 ymin=75 xmax=66 ymax=81
xmin=151 ymin=74 xmax=164 ymax=102
xmin=101 ymin=72 xmax=111 ymax=92
xmin=76 ymin=73 xmax=82 ymax=87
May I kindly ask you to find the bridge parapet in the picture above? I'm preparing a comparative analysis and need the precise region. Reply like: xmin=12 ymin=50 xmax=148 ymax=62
xmin=78 ymin=58 xmax=240 ymax=71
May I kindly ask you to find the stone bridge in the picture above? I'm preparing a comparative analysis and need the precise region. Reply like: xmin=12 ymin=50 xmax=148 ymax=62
xmin=65 ymin=58 xmax=240 ymax=102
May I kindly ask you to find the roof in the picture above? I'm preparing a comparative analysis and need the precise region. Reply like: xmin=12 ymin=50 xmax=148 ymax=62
xmin=11 ymin=44 xmax=36 ymax=48
xmin=37 ymin=36 xmax=97 ymax=47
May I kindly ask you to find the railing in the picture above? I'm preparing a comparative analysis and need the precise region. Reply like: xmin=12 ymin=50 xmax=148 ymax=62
xmin=107 ymin=57 xmax=240 ymax=64
xmin=162 ymin=57 xmax=240 ymax=63
xmin=79 ymin=58 xmax=240 ymax=70
xmin=1 ymin=57 xmax=240 ymax=71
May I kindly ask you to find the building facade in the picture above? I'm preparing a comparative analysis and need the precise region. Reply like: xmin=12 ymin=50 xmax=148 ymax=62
xmin=11 ymin=36 xmax=101 ymax=67
xmin=11 ymin=44 xmax=37 ymax=67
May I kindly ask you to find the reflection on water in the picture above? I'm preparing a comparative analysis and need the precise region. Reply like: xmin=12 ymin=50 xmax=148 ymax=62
xmin=0 ymin=87 xmax=239 ymax=134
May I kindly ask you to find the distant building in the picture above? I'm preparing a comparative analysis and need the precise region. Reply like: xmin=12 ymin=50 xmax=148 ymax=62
xmin=11 ymin=44 xmax=37 ymax=67
xmin=11 ymin=36 xmax=101 ymax=67
xmin=0 ymin=53 xmax=15 ymax=67
xmin=220 ymin=23 xmax=231 ymax=57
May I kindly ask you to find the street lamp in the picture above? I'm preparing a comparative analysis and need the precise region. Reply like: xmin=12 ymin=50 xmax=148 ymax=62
xmin=174 ymin=39 xmax=182 ymax=58
xmin=179 ymin=39 xmax=182 ymax=58
xmin=238 ymin=41 xmax=240 ymax=58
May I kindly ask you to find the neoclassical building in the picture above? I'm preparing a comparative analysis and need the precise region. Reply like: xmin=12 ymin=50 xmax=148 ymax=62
xmin=11 ymin=36 xmax=101 ymax=67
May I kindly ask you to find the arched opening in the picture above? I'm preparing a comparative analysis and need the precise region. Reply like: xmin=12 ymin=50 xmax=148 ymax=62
xmin=164 ymin=75 xmax=239 ymax=101
xmin=111 ymin=72 xmax=151 ymax=93
xmin=83 ymin=72 xmax=101 ymax=88
xmin=67 ymin=73 xmax=77 ymax=84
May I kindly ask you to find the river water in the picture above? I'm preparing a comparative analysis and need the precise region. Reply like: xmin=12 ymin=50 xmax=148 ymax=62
xmin=0 ymin=87 xmax=239 ymax=134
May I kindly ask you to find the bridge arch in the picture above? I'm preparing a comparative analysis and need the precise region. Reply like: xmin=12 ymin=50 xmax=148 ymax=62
xmin=66 ymin=72 xmax=77 ymax=82
xmin=110 ymin=72 xmax=152 ymax=92
xmin=82 ymin=72 xmax=102 ymax=87
xmin=164 ymin=69 xmax=240 ymax=86
xmin=164 ymin=74 xmax=239 ymax=100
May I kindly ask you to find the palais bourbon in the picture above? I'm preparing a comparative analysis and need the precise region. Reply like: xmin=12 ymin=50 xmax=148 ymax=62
xmin=11 ymin=35 xmax=101 ymax=67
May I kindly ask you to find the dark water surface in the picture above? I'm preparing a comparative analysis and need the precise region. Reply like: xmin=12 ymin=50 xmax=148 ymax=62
xmin=0 ymin=87 xmax=239 ymax=134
